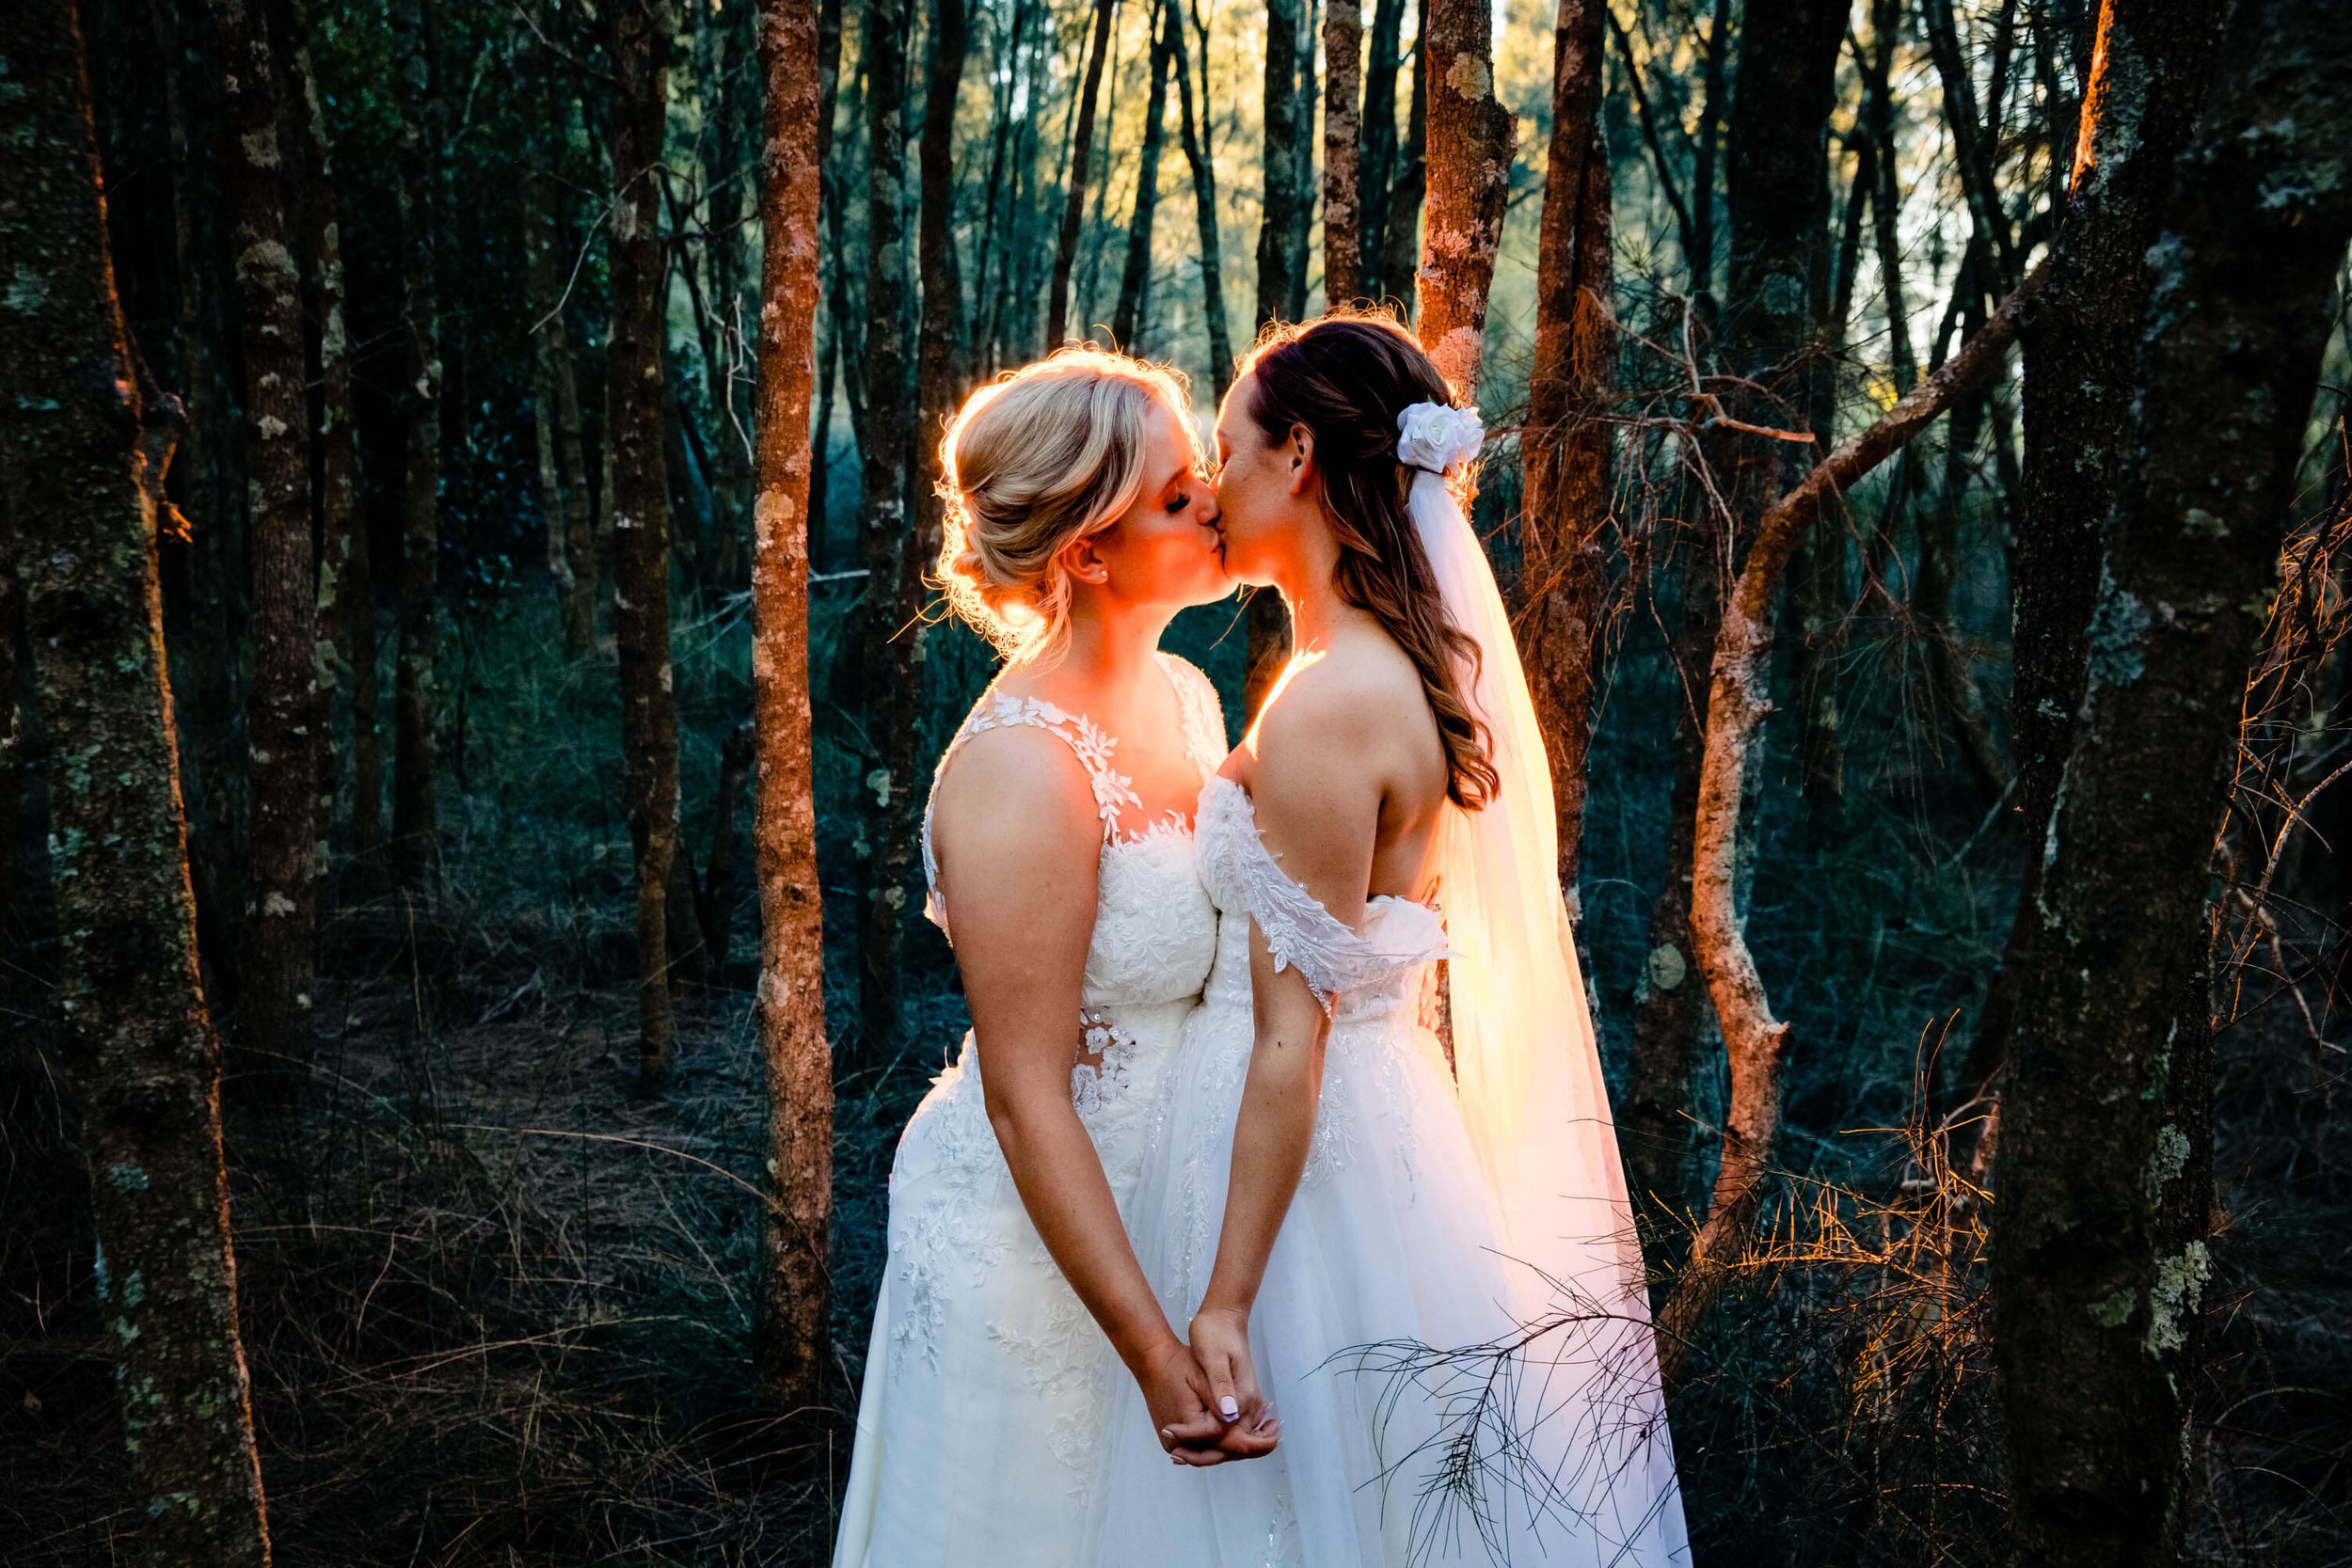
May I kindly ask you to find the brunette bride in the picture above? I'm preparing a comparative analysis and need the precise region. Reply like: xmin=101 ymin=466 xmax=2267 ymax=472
xmin=1094 ymin=314 xmax=1687 ymax=1565
xmin=833 ymin=349 xmax=1276 ymax=1568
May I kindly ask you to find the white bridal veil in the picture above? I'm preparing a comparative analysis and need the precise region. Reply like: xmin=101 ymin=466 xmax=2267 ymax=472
xmin=1398 ymin=401 xmax=1687 ymax=1549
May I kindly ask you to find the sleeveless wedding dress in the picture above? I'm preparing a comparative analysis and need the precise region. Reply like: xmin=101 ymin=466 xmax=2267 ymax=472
xmin=831 ymin=652 xmax=1229 ymax=1568
xmin=1091 ymin=775 xmax=1689 ymax=1567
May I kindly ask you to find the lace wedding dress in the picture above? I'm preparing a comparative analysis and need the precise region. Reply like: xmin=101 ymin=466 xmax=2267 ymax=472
xmin=831 ymin=653 xmax=1230 ymax=1568
xmin=1091 ymin=776 xmax=1689 ymax=1567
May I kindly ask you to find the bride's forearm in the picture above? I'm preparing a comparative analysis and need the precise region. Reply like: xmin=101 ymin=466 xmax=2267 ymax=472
xmin=1199 ymin=996 xmax=1329 ymax=1319
xmin=987 ymin=1086 xmax=1181 ymax=1373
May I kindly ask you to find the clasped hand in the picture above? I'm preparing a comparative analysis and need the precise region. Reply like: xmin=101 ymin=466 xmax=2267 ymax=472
xmin=1137 ymin=1309 xmax=1275 ymax=1465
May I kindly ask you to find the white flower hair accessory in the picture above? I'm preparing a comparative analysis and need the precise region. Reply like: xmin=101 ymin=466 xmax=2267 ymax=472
xmin=1395 ymin=400 xmax=1486 ymax=476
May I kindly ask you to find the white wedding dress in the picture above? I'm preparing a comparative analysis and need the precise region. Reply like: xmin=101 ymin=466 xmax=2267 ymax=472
xmin=831 ymin=653 xmax=1230 ymax=1568
xmin=1089 ymin=773 xmax=1689 ymax=1566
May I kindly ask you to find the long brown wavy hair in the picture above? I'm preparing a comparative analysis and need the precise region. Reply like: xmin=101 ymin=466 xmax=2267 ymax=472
xmin=1240 ymin=312 xmax=1498 ymax=808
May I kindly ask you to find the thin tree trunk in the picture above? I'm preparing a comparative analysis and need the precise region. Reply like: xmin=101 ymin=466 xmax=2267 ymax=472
xmin=1289 ymin=0 xmax=1317 ymax=320
xmin=1657 ymin=272 xmax=2041 ymax=1382
xmin=1377 ymin=0 xmax=1426 ymax=321
xmin=855 ymin=0 xmax=914 ymax=1057
xmin=1248 ymin=0 xmax=1310 ymax=718
xmin=1169 ymin=9 xmax=1232 ymax=398
xmin=1976 ymin=0 xmax=2231 ymax=1093
xmin=525 ymin=156 xmax=582 ymax=646
xmin=698 ymin=721 xmax=753 ymax=972
xmin=1112 ymin=0 xmax=1175 ymax=350
xmin=390 ymin=0 xmax=441 ymax=890
xmin=1689 ymin=0 xmax=1731 ymax=307
xmin=1048 ymin=0 xmax=1118 ymax=348
xmin=1357 ymin=0 xmax=1406 ymax=298
xmin=1415 ymin=0 xmax=1516 ymax=400
xmin=749 ymin=0 xmax=834 ymax=1417
xmin=212 ymin=0 xmax=318 ymax=1099
xmin=1919 ymin=0 xmax=2017 ymax=290
xmin=1518 ymin=0 xmax=1610 ymax=900
xmin=608 ymin=0 xmax=682 ymax=1091
xmin=1322 ymin=0 xmax=1364 ymax=304
xmin=349 ymin=492 xmax=383 ymax=861
xmin=1994 ymin=6 xmax=2351 ymax=1560
xmin=281 ymin=0 xmax=356 ymax=892
xmin=0 ymin=4 xmax=272 ymax=1552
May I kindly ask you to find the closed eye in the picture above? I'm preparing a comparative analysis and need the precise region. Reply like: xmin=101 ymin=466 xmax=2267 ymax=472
xmin=1166 ymin=491 xmax=1190 ymax=514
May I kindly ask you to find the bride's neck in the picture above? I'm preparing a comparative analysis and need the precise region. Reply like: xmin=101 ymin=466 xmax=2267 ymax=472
xmin=1273 ymin=530 xmax=1350 ymax=653
xmin=1054 ymin=597 xmax=1171 ymax=688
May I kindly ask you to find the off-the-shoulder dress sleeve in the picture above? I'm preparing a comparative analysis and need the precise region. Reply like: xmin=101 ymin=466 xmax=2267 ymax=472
xmin=1155 ymin=651 xmax=1230 ymax=775
xmin=1199 ymin=778 xmax=1447 ymax=1013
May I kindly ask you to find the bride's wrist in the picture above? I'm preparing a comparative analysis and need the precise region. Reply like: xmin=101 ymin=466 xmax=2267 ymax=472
xmin=1193 ymin=1298 xmax=1251 ymax=1329
xmin=1115 ymin=1323 xmax=1185 ymax=1378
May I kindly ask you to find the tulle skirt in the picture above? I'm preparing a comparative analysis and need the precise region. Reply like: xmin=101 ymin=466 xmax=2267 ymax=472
xmin=1092 ymin=992 xmax=1688 ymax=1567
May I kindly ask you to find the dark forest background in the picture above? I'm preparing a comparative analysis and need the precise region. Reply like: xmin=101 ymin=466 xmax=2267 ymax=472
xmin=2 ymin=0 xmax=2349 ymax=1564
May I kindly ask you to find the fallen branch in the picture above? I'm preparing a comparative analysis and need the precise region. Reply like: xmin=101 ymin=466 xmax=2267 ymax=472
xmin=1655 ymin=261 xmax=2047 ymax=1384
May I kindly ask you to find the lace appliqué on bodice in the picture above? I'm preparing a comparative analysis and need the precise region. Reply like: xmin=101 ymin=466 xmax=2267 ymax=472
xmin=1196 ymin=777 xmax=1448 ymax=1012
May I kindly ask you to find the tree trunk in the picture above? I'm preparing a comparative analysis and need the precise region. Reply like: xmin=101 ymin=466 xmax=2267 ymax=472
xmin=1377 ymin=0 xmax=1427 ymax=322
xmin=1415 ymin=0 xmax=1515 ymax=400
xmin=1978 ymin=0 xmax=2231 ymax=1090
xmin=1247 ymin=0 xmax=1311 ymax=717
xmin=1689 ymin=0 xmax=1731 ymax=306
xmin=1321 ymin=0 xmax=1364 ymax=305
xmin=1169 ymin=9 xmax=1232 ymax=398
xmin=1356 ymin=0 xmax=1406 ymax=298
xmin=211 ymin=0 xmax=318 ymax=1099
xmin=1993 ymin=5 xmax=2352 ymax=1559
xmin=1048 ymin=0 xmax=1118 ymax=349
xmin=281 ymin=0 xmax=357 ymax=892
xmin=1111 ymin=0 xmax=1175 ymax=350
xmin=0 ymin=5 xmax=272 ymax=1554
xmin=1518 ymin=0 xmax=1610 ymax=901
xmin=855 ymin=0 xmax=914 ymax=1057
xmin=749 ymin=0 xmax=834 ymax=1418
xmin=524 ymin=39 xmax=597 ymax=659
xmin=390 ymin=0 xmax=441 ymax=890
xmin=1288 ymin=0 xmax=1317 ymax=321
xmin=698 ymin=721 xmax=754 ymax=973
xmin=1657 ymin=275 xmax=2039 ymax=1382
xmin=608 ymin=0 xmax=682 ymax=1092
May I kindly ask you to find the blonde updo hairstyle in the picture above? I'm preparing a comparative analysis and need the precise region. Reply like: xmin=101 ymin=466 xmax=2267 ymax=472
xmin=936 ymin=347 xmax=1199 ymax=664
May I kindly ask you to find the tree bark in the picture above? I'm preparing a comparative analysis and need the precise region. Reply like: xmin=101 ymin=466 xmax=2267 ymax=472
xmin=1518 ymin=0 xmax=1611 ymax=901
xmin=855 ymin=0 xmax=914 ymax=1056
xmin=211 ymin=0 xmax=318 ymax=1097
xmin=1415 ymin=0 xmax=1516 ymax=401
xmin=524 ymin=32 xmax=598 ymax=660
xmin=0 ymin=4 xmax=272 ymax=1553
xmin=1658 ymin=273 xmax=2041 ymax=1382
xmin=280 ymin=0 xmax=357 ymax=895
xmin=390 ymin=0 xmax=441 ymax=890
xmin=1112 ymin=0 xmax=1175 ymax=350
xmin=608 ymin=0 xmax=682 ymax=1091
xmin=1048 ymin=0 xmax=1118 ymax=348
xmin=1978 ymin=0 xmax=2231 ymax=1090
xmin=1169 ymin=9 xmax=1232 ymax=397
xmin=750 ymin=0 xmax=834 ymax=1418
xmin=1993 ymin=4 xmax=2352 ymax=1558
xmin=1321 ymin=0 xmax=1365 ymax=305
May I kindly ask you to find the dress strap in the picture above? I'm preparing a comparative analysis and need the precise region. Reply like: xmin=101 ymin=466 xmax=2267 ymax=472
xmin=1155 ymin=651 xmax=1231 ymax=776
xmin=920 ymin=691 xmax=1144 ymax=942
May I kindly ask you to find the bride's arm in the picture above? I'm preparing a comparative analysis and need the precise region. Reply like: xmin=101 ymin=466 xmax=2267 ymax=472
xmin=1190 ymin=692 xmax=1382 ymax=1428
xmin=933 ymin=731 xmax=1270 ymax=1462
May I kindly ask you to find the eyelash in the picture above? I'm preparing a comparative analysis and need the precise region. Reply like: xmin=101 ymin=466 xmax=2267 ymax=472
xmin=1167 ymin=493 xmax=1190 ymax=513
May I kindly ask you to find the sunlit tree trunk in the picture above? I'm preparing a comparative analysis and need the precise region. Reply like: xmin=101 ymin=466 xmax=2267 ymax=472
xmin=1415 ymin=0 xmax=1514 ymax=400
xmin=1974 ymin=0 xmax=2230 ymax=1097
xmin=1321 ymin=0 xmax=1364 ymax=305
xmin=390 ymin=0 xmax=441 ymax=890
xmin=750 ymin=0 xmax=834 ymax=1418
xmin=211 ymin=0 xmax=318 ymax=1098
xmin=1518 ymin=0 xmax=1610 ymax=899
xmin=0 ymin=4 xmax=272 ymax=1552
xmin=1994 ymin=4 xmax=2352 ymax=1559
xmin=1048 ymin=0 xmax=1118 ymax=348
xmin=855 ymin=0 xmax=914 ymax=1056
xmin=608 ymin=0 xmax=683 ymax=1091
